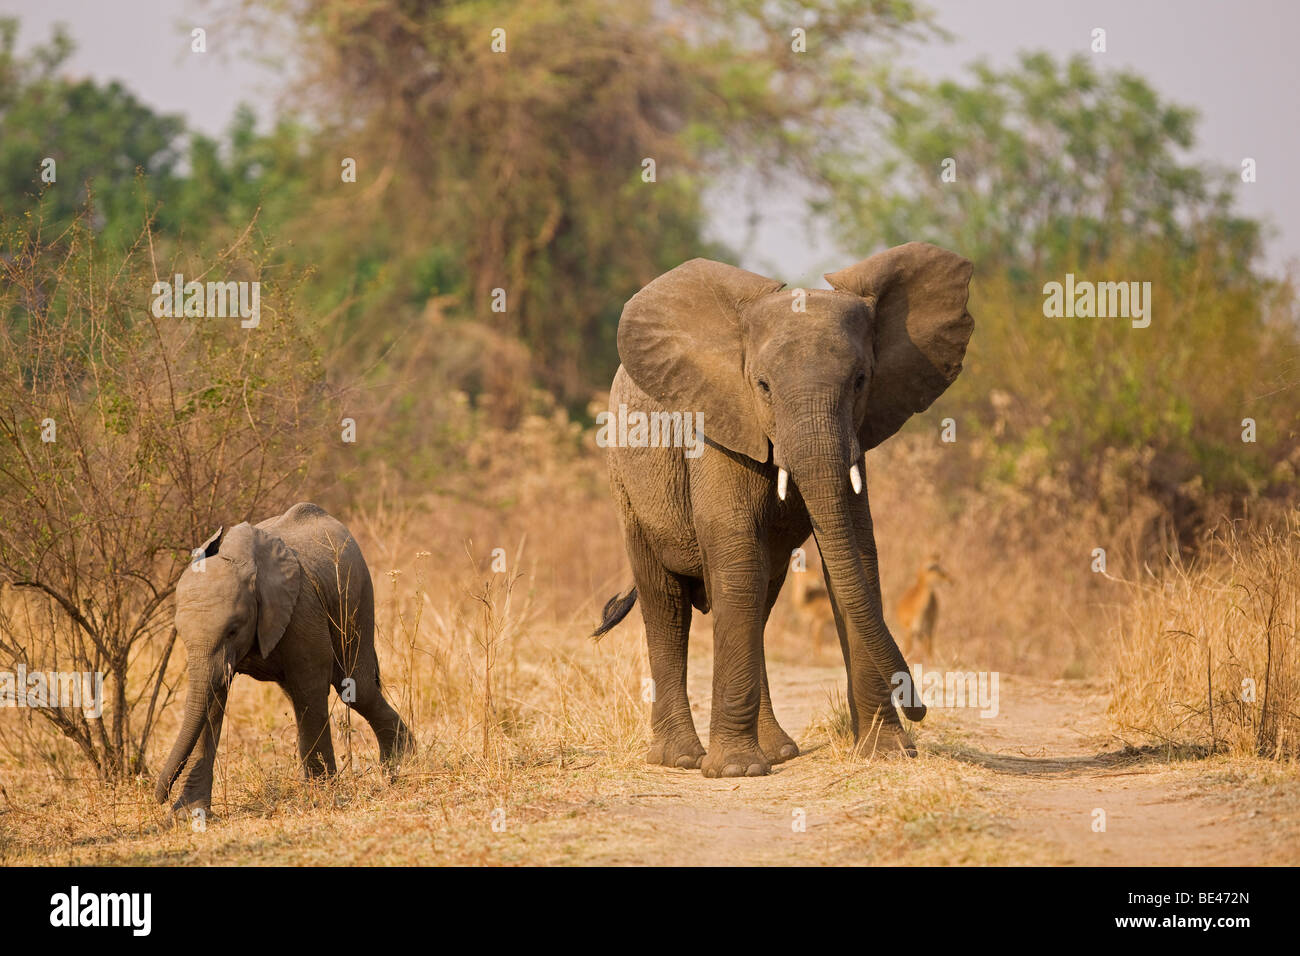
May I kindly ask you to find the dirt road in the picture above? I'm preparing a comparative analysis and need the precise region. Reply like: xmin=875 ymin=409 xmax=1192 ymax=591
xmin=557 ymin=662 xmax=1300 ymax=866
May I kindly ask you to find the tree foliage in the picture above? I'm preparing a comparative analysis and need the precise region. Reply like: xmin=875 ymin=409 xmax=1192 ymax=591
xmin=824 ymin=53 xmax=1299 ymax=512
xmin=0 ymin=19 xmax=184 ymax=248
xmin=245 ymin=0 xmax=931 ymax=403
xmin=823 ymin=52 xmax=1263 ymax=279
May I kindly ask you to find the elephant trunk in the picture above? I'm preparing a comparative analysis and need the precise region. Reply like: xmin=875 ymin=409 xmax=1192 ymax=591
xmin=154 ymin=663 xmax=221 ymax=803
xmin=786 ymin=418 xmax=924 ymax=723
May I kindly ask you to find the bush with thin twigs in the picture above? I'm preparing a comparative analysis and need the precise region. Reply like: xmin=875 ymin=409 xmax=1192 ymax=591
xmin=0 ymin=204 xmax=327 ymax=779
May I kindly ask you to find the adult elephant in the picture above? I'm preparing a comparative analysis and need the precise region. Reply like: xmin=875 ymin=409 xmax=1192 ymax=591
xmin=593 ymin=242 xmax=974 ymax=778
xmin=155 ymin=502 xmax=413 ymax=816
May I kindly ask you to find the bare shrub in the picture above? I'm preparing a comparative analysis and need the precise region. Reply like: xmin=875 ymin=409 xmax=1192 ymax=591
xmin=0 ymin=207 xmax=327 ymax=779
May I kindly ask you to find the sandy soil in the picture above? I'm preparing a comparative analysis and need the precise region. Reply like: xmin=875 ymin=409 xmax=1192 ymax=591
xmin=559 ymin=660 xmax=1300 ymax=866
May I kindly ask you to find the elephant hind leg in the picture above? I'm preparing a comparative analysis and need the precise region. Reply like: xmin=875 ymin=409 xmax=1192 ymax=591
xmin=626 ymin=536 xmax=703 ymax=769
xmin=346 ymin=676 xmax=414 ymax=768
xmin=336 ymin=646 xmax=413 ymax=766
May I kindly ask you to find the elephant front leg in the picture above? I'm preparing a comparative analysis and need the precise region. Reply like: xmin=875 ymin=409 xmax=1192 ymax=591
xmin=756 ymin=576 xmax=798 ymax=763
xmin=702 ymin=570 xmax=772 ymax=778
xmin=757 ymin=658 xmax=799 ymax=764
xmin=173 ymin=702 xmax=228 ymax=818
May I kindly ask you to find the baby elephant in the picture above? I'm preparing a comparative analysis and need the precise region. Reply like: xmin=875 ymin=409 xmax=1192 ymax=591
xmin=155 ymin=502 xmax=412 ymax=816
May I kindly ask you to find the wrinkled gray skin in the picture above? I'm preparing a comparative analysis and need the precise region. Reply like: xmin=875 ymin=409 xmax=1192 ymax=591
xmin=155 ymin=502 xmax=413 ymax=815
xmin=597 ymin=242 xmax=974 ymax=778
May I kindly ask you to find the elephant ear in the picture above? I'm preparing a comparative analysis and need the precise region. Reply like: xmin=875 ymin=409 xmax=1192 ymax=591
xmin=196 ymin=526 xmax=224 ymax=559
xmin=824 ymin=242 xmax=974 ymax=450
xmin=221 ymin=522 xmax=302 ymax=659
xmin=617 ymin=258 xmax=785 ymax=462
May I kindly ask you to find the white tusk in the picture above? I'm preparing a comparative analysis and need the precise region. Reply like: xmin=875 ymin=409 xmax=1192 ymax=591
xmin=777 ymin=468 xmax=788 ymax=501
xmin=849 ymin=463 xmax=863 ymax=494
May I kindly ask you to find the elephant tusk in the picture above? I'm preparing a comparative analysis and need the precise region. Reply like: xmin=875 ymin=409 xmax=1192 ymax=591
xmin=777 ymin=468 xmax=789 ymax=501
xmin=849 ymin=463 xmax=863 ymax=494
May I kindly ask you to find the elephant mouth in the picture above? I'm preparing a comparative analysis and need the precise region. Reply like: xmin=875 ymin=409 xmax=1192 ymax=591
xmin=773 ymin=438 xmax=864 ymax=502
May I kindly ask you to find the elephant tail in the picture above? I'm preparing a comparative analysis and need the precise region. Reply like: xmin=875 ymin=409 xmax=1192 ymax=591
xmin=591 ymin=587 xmax=638 ymax=639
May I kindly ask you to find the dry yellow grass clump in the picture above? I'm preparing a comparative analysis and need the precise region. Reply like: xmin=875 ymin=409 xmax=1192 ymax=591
xmin=1108 ymin=512 xmax=1300 ymax=759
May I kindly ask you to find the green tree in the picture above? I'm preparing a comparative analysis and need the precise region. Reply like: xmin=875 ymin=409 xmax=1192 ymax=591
xmin=244 ymin=0 xmax=933 ymax=404
xmin=0 ymin=19 xmax=184 ymax=248
xmin=822 ymin=52 xmax=1299 ymax=511
xmin=822 ymin=52 xmax=1262 ymax=280
xmin=0 ymin=16 xmax=317 ymax=262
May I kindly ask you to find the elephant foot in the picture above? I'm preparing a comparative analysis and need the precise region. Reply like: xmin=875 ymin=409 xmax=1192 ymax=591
xmin=854 ymin=720 xmax=917 ymax=758
xmin=380 ymin=730 xmax=415 ymax=779
xmin=758 ymin=723 xmax=800 ymax=764
xmin=381 ymin=718 xmax=416 ymax=765
xmin=701 ymin=739 xmax=771 ymax=778
xmin=647 ymin=732 xmax=706 ymax=770
xmin=166 ymin=798 xmax=216 ymax=829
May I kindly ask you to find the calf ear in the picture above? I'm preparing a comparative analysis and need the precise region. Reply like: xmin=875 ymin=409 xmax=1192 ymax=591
xmin=825 ymin=242 xmax=974 ymax=450
xmin=252 ymin=529 xmax=301 ymax=659
xmin=197 ymin=526 xmax=224 ymax=559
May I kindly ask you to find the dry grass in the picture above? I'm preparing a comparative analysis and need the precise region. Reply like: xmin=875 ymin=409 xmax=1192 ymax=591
xmin=1108 ymin=512 xmax=1300 ymax=759
xmin=0 ymin=420 xmax=654 ymax=863
xmin=2 ymin=421 xmax=1298 ymax=865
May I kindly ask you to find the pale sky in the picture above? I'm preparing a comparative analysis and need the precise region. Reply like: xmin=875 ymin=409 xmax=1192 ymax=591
xmin=4 ymin=0 xmax=1296 ymax=279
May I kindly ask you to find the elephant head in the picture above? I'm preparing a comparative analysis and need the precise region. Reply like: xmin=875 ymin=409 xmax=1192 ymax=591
xmin=617 ymin=241 xmax=973 ymax=712
xmin=155 ymin=522 xmax=301 ymax=804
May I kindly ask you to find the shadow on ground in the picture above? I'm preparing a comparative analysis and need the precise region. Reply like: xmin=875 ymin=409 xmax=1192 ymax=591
xmin=927 ymin=743 xmax=1208 ymax=776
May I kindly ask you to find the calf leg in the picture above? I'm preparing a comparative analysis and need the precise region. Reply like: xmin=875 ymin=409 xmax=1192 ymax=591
xmin=341 ymin=665 xmax=413 ymax=766
xmin=285 ymin=678 xmax=336 ymax=777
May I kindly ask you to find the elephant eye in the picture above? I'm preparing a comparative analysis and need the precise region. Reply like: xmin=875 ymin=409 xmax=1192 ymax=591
xmin=757 ymin=378 xmax=771 ymax=394
xmin=854 ymin=372 xmax=867 ymax=392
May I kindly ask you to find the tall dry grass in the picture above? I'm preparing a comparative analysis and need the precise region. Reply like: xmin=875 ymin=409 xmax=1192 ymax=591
xmin=0 ymin=411 xmax=1203 ymax=802
xmin=1108 ymin=511 xmax=1300 ymax=758
xmin=5 ymin=397 xmax=1298 ymax=865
